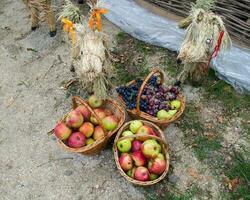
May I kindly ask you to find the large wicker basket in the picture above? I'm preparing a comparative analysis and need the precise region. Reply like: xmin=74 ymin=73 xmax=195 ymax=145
xmin=118 ymin=68 xmax=185 ymax=128
xmin=56 ymin=96 xmax=125 ymax=155
xmin=113 ymin=120 xmax=170 ymax=186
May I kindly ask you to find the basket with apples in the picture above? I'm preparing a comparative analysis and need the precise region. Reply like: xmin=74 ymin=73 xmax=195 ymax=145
xmin=53 ymin=95 xmax=125 ymax=155
xmin=113 ymin=120 xmax=170 ymax=186
xmin=116 ymin=68 xmax=185 ymax=128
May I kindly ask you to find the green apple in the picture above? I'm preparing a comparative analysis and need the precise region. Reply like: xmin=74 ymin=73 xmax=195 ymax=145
xmin=88 ymin=95 xmax=102 ymax=108
xmin=102 ymin=115 xmax=118 ymax=131
xmin=117 ymin=139 xmax=132 ymax=153
xmin=122 ymin=131 xmax=134 ymax=141
xmin=157 ymin=153 xmax=165 ymax=160
xmin=150 ymin=173 xmax=159 ymax=181
xmin=170 ymin=100 xmax=181 ymax=110
xmin=127 ymin=167 xmax=136 ymax=178
xmin=86 ymin=138 xmax=95 ymax=145
xmin=141 ymin=139 xmax=161 ymax=158
xmin=129 ymin=120 xmax=143 ymax=133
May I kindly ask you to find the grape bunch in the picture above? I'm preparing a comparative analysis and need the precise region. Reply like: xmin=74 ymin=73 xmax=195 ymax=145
xmin=116 ymin=76 xmax=180 ymax=116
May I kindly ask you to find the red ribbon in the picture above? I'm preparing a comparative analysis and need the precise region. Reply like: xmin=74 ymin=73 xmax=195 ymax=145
xmin=207 ymin=31 xmax=225 ymax=67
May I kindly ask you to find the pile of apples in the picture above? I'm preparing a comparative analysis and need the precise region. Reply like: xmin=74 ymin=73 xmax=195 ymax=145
xmin=116 ymin=120 xmax=167 ymax=182
xmin=54 ymin=95 xmax=119 ymax=148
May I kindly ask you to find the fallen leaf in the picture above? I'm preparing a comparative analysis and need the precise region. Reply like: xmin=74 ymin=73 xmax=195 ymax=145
xmin=223 ymin=176 xmax=240 ymax=191
xmin=205 ymin=123 xmax=213 ymax=129
xmin=217 ymin=116 xmax=224 ymax=123
xmin=187 ymin=167 xmax=201 ymax=179
xmin=204 ymin=131 xmax=215 ymax=139
xmin=5 ymin=97 xmax=15 ymax=108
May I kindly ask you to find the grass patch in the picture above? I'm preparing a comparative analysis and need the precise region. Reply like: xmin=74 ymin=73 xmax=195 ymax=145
xmin=202 ymin=69 xmax=250 ymax=113
xmin=179 ymin=105 xmax=204 ymax=134
xmin=144 ymin=184 xmax=202 ymax=200
xmin=193 ymin=135 xmax=222 ymax=161
xmin=179 ymin=105 xmax=223 ymax=161
xmin=225 ymin=151 xmax=250 ymax=199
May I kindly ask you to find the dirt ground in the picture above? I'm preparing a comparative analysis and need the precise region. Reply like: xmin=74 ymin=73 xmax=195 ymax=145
xmin=0 ymin=1 xmax=249 ymax=200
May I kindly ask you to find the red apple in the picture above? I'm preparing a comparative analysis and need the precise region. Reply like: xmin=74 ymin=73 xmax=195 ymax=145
xmin=119 ymin=153 xmax=133 ymax=171
xmin=136 ymin=125 xmax=151 ymax=141
xmin=141 ymin=139 xmax=161 ymax=159
xmin=148 ymin=158 xmax=166 ymax=175
xmin=131 ymin=140 xmax=142 ymax=152
xmin=90 ymin=108 xmax=106 ymax=125
xmin=134 ymin=166 xmax=150 ymax=181
xmin=94 ymin=108 xmax=106 ymax=119
xmin=102 ymin=115 xmax=118 ymax=131
xmin=54 ymin=122 xmax=72 ymax=140
xmin=104 ymin=109 xmax=112 ymax=116
xmin=131 ymin=151 xmax=147 ymax=166
xmin=93 ymin=126 xmax=105 ymax=140
xmin=79 ymin=122 xmax=94 ymax=138
xmin=67 ymin=132 xmax=86 ymax=148
xmin=75 ymin=105 xmax=91 ymax=121
xmin=66 ymin=110 xmax=84 ymax=128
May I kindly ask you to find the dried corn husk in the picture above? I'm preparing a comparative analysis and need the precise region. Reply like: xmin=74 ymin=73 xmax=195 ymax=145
xmin=70 ymin=1 xmax=113 ymax=98
xmin=58 ymin=0 xmax=83 ymax=23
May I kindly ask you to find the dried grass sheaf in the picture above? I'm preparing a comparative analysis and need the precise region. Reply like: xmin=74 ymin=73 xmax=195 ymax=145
xmin=177 ymin=0 xmax=231 ymax=82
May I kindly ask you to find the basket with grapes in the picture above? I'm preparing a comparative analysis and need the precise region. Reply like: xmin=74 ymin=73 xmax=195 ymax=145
xmin=116 ymin=68 xmax=185 ymax=128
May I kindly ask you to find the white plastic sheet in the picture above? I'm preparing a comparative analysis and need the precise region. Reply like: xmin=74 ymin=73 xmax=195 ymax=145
xmin=103 ymin=0 xmax=250 ymax=92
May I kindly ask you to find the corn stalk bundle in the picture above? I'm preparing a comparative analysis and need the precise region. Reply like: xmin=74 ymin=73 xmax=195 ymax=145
xmin=62 ymin=0 xmax=113 ymax=98
xmin=58 ymin=0 xmax=83 ymax=23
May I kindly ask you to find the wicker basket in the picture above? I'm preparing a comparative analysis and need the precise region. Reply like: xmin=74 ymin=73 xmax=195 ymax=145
xmin=113 ymin=120 xmax=170 ymax=186
xmin=56 ymin=96 xmax=126 ymax=155
xmin=118 ymin=68 xmax=185 ymax=128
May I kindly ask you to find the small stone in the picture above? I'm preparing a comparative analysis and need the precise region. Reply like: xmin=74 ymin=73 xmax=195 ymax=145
xmin=168 ymin=174 xmax=179 ymax=184
xmin=95 ymin=184 xmax=99 ymax=189
xmin=64 ymin=170 xmax=73 ymax=176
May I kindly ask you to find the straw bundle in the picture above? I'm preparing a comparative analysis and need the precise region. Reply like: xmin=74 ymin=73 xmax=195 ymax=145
xmin=177 ymin=1 xmax=231 ymax=83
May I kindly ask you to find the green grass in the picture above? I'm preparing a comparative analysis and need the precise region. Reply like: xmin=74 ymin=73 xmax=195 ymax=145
xmin=179 ymin=105 xmax=204 ymax=134
xmin=115 ymin=32 xmax=128 ymax=44
xmin=202 ymin=69 xmax=250 ymax=113
xmin=144 ymin=184 xmax=202 ymax=200
xmin=193 ymin=135 xmax=222 ymax=161
xmin=225 ymin=151 xmax=250 ymax=199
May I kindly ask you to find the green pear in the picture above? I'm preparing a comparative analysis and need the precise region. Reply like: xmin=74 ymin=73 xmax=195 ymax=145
xmin=170 ymin=100 xmax=181 ymax=110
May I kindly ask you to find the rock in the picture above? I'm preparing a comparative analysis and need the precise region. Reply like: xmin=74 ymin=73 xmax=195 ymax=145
xmin=64 ymin=170 xmax=73 ymax=176
xmin=168 ymin=174 xmax=180 ymax=184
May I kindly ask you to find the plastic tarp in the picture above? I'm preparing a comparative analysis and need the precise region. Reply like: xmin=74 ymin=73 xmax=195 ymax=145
xmin=102 ymin=0 xmax=250 ymax=92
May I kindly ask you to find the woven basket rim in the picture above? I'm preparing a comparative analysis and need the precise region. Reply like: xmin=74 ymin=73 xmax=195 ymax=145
xmin=56 ymin=96 xmax=126 ymax=154
xmin=113 ymin=120 xmax=170 ymax=186
xmin=118 ymin=67 xmax=185 ymax=125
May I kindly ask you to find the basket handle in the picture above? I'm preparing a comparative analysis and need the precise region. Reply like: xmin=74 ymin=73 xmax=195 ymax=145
xmin=136 ymin=67 xmax=164 ymax=115
xmin=114 ymin=134 xmax=169 ymax=153
xmin=72 ymin=96 xmax=109 ymax=138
